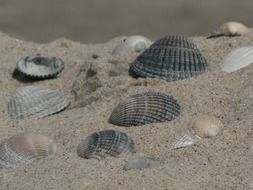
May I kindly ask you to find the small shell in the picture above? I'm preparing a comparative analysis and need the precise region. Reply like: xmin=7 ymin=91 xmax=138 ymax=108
xmin=123 ymin=156 xmax=159 ymax=171
xmin=223 ymin=46 xmax=253 ymax=73
xmin=77 ymin=130 xmax=136 ymax=160
xmin=108 ymin=92 xmax=181 ymax=127
xmin=16 ymin=55 xmax=64 ymax=79
xmin=8 ymin=85 xmax=70 ymax=119
xmin=0 ymin=133 xmax=57 ymax=168
xmin=207 ymin=22 xmax=251 ymax=38
xmin=112 ymin=35 xmax=152 ymax=56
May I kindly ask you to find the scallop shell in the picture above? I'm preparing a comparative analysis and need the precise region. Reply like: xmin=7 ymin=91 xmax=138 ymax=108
xmin=112 ymin=35 xmax=152 ymax=56
xmin=172 ymin=115 xmax=223 ymax=149
xmin=207 ymin=22 xmax=251 ymax=38
xmin=16 ymin=55 xmax=64 ymax=79
xmin=123 ymin=156 xmax=159 ymax=171
xmin=0 ymin=133 xmax=57 ymax=168
xmin=8 ymin=85 xmax=70 ymax=119
xmin=223 ymin=46 xmax=253 ymax=73
xmin=108 ymin=92 xmax=181 ymax=127
xmin=129 ymin=35 xmax=208 ymax=82
xmin=77 ymin=130 xmax=136 ymax=160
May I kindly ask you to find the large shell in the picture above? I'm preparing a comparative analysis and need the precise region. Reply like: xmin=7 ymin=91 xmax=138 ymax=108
xmin=16 ymin=55 xmax=64 ymax=79
xmin=108 ymin=92 xmax=181 ymax=127
xmin=207 ymin=22 xmax=251 ymax=38
xmin=77 ymin=130 xmax=136 ymax=160
xmin=112 ymin=35 xmax=152 ymax=56
xmin=223 ymin=46 xmax=253 ymax=73
xmin=8 ymin=85 xmax=70 ymax=119
xmin=123 ymin=156 xmax=159 ymax=171
xmin=129 ymin=35 xmax=208 ymax=82
xmin=0 ymin=133 xmax=57 ymax=168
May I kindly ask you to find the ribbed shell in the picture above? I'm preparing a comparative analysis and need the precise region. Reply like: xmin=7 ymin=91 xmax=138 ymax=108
xmin=123 ymin=157 xmax=159 ymax=170
xmin=8 ymin=85 xmax=70 ymax=119
xmin=16 ymin=55 xmax=64 ymax=79
xmin=129 ymin=35 xmax=208 ymax=82
xmin=108 ymin=92 xmax=181 ymax=127
xmin=0 ymin=133 xmax=57 ymax=168
xmin=77 ymin=130 xmax=136 ymax=160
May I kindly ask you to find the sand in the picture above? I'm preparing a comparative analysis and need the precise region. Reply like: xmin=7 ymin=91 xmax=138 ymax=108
xmin=0 ymin=32 xmax=252 ymax=190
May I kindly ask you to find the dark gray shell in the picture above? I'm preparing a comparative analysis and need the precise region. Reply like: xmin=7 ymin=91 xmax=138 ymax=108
xmin=123 ymin=157 xmax=159 ymax=170
xmin=16 ymin=55 xmax=64 ymax=79
xmin=8 ymin=85 xmax=70 ymax=119
xmin=129 ymin=35 xmax=208 ymax=82
xmin=77 ymin=130 xmax=136 ymax=160
xmin=108 ymin=92 xmax=181 ymax=127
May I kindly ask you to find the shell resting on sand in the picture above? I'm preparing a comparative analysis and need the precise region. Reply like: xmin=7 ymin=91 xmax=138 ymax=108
xmin=223 ymin=46 xmax=253 ymax=73
xmin=207 ymin=22 xmax=251 ymax=38
xmin=8 ymin=85 xmax=70 ymax=120
xmin=108 ymin=92 xmax=181 ymax=127
xmin=123 ymin=156 xmax=159 ymax=170
xmin=0 ymin=133 xmax=57 ymax=169
xmin=112 ymin=35 xmax=152 ymax=56
xmin=16 ymin=54 xmax=64 ymax=79
xmin=77 ymin=130 xmax=136 ymax=160
xmin=172 ymin=115 xmax=223 ymax=149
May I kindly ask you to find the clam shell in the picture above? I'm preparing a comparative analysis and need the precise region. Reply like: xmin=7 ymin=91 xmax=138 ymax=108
xmin=112 ymin=35 xmax=152 ymax=56
xmin=108 ymin=92 xmax=181 ymax=127
xmin=223 ymin=46 xmax=253 ymax=73
xmin=16 ymin=55 xmax=64 ymax=79
xmin=77 ymin=130 xmax=136 ymax=160
xmin=123 ymin=156 xmax=159 ymax=171
xmin=129 ymin=35 xmax=208 ymax=82
xmin=8 ymin=85 xmax=70 ymax=119
xmin=0 ymin=133 xmax=57 ymax=168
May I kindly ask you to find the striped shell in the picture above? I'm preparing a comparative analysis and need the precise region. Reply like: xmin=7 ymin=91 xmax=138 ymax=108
xmin=77 ymin=130 xmax=136 ymax=160
xmin=123 ymin=156 xmax=159 ymax=170
xmin=129 ymin=35 xmax=208 ymax=82
xmin=8 ymin=85 xmax=70 ymax=119
xmin=0 ymin=133 xmax=57 ymax=168
xmin=16 ymin=55 xmax=64 ymax=79
xmin=108 ymin=92 xmax=181 ymax=127
xmin=223 ymin=46 xmax=253 ymax=73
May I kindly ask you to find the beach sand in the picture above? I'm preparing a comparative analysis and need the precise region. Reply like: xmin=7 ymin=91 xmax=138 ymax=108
xmin=0 ymin=32 xmax=252 ymax=189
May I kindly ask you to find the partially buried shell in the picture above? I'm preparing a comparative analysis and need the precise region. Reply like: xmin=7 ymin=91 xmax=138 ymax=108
xmin=77 ymin=130 xmax=136 ymax=160
xmin=16 ymin=54 xmax=64 ymax=79
xmin=222 ymin=46 xmax=253 ymax=73
xmin=129 ymin=35 xmax=208 ymax=82
xmin=123 ymin=156 xmax=159 ymax=171
xmin=108 ymin=92 xmax=181 ymax=127
xmin=172 ymin=115 xmax=223 ymax=149
xmin=0 ymin=133 xmax=57 ymax=169
xmin=8 ymin=85 xmax=70 ymax=119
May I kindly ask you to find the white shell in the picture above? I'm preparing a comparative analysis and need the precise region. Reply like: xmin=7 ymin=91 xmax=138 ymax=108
xmin=123 ymin=156 xmax=159 ymax=170
xmin=223 ymin=46 xmax=253 ymax=73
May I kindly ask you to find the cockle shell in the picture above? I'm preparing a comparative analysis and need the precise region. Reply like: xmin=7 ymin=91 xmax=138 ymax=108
xmin=207 ymin=22 xmax=251 ymax=38
xmin=172 ymin=115 xmax=223 ymax=149
xmin=8 ymin=85 xmax=70 ymax=119
xmin=129 ymin=35 xmax=208 ymax=82
xmin=77 ymin=130 xmax=136 ymax=160
xmin=112 ymin=35 xmax=152 ymax=56
xmin=123 ymin=156 xmax=159 ymax=171
xmin=16 ymin=55 xmax=64 ymax=79
xmin=108 ymin=92 xmax=181 ymax=127
xmin=0 ymin=133 xmax=57 ymax=168
xmin=223 ymin=46 xmax=253 ymax=73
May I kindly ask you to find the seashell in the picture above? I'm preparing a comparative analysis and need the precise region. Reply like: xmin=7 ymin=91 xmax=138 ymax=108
xmin=8 ymin=85 xmax=70 ymax=119
xmin=172 ymin=115 xmax=223 ymax=149
xmin=207 ymin=22 xmax=251 ymax=38
xmin=123 ymin=156 xmax=159 ymax=171
xmin=16 ymin=54 xmax=64 ymax=79
xmin=129 ymin=35 xmax=208 ymax=82
xmin=0 ymin=133 xmax=57 ymax=168
xmin=112 ymin=35 xmax=152 ymax=56
xmin=222 ymin=46 xmax=253 ymax=73
xmin=108 ymin=92 xmax=181 ymax=127
xmin=77 ymin=130 xmax=136 ymax=160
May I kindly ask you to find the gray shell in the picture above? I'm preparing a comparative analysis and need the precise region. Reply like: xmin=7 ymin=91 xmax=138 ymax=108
xmin=16 ymin=55 xmax=64 ymax=79
xmin=8 ymin=85 xmax=70 ymax=119
xmin=108 ymin=92 xmax=181 ymax=127
xmin=129 ymin=35 xmax=208 ymax=82
xmin=0 ymin=133 xmax=57 ymax=169
xmin=77 ymin=130 xmax=136 ymax=160
xmin=123 ymin=157 xmax=159 ymax=170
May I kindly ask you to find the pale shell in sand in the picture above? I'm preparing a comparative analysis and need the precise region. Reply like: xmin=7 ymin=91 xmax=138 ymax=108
xmin=123 ymin=156 xmax=159 ymax=171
